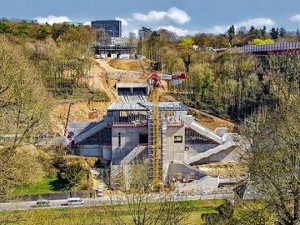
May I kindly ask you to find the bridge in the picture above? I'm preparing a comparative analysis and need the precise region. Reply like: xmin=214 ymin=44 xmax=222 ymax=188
xmin=235 ymin=41 xmax=300 ymax=55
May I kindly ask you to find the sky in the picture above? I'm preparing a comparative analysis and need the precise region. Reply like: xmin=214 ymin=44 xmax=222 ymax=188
xmin=1 ymin=0 xmax=300 ymax=37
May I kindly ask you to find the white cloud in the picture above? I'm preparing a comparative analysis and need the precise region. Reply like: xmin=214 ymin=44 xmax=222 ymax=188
xmin=83 ymin=21 xmax=91 ymax=26
xmin=155 ymin=25 xmax=196 ymax=36
xmin=206 ymin=25 xmax=229 ymax=34
xmin=236 ymin=18 xmax=275 ymax=27
xmin=115 ymin=17 xmax=129 ymax=26
xmin=133 ymin=11 xmax=166 ymax=22
xmin=133 ymin=7 xmax=190 ymax=24
xmin=35 ymin=15 xmax=71 ymax=25
xmin=166 ymin=7 xmax=190 ymax=24
xmin=206 ymin=17 xmax=275 ymax=34
xmin=290 ymin=14 xmax=300 ymax=22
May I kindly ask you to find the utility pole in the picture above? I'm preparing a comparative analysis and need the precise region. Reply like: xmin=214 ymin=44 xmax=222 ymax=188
xmin=64 ymin=103 xmax=74 ymax=136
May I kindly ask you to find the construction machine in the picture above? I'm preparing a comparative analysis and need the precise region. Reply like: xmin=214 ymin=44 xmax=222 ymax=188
xmin=147 ymin=72 xmax=187 ymax=190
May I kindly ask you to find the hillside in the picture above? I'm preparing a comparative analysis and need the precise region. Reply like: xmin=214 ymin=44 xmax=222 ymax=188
xmin=105 ymin=59 xmax=234 ymax=131
xmin=49 ymin=61 xmax=117 ymax=134
xmin=108 ymin=59 xmax=150 ymax=73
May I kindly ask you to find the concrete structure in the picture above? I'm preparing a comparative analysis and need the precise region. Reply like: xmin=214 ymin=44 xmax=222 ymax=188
xmin=116 ymin=83 xmax=149 ymax=102
xmin=63 ymin=85 xmax=242 ymax=191
xmin=91 ymin=20 xmax=122 ymax=37
xmin=94 ymin=44 xmax=138 ymax=57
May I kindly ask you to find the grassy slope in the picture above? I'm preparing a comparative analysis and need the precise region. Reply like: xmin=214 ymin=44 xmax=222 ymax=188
xmin=11 ymin=176 xmax=59 ymax=196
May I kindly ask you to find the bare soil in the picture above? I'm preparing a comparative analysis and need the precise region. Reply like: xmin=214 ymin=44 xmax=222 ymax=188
xmin=50 ymin=58 xmax=234 ymax=135
xmin=108 ymin=59 xmax=150 ymax=72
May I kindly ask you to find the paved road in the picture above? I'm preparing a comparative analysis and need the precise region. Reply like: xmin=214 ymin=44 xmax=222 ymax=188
xmin=0 ymin=193 xmax=233 ymax=211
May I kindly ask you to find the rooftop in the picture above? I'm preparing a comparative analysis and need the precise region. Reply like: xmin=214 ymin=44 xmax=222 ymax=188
xmin=108 ymin=102 xmax=186 ymax=111
xmin=116 ymin=83 xmax=148 ymax=88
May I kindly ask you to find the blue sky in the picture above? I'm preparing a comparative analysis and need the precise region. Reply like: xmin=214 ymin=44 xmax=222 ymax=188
xmin=1 ymin=0 xmax=300 ymax=37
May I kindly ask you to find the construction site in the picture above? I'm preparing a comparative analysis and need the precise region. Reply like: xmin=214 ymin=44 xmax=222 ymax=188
xmin=62 ymin=59 xmax=244 ymax=193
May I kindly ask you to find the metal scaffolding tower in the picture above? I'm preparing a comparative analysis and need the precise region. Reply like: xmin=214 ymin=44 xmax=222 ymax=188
xmin=149 ymin=88 xmax=162 ymax=189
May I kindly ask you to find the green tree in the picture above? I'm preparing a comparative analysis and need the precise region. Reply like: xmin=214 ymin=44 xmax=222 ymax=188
xmin=248 ymin=26 xmax=261 ymax=41
xmin=270 ymin=27 xmax=279 ymax=40
xmin=228 ymin=25 xmax=235 ymax=47
xmin=189 ymin=62 xmax=213 ymax=103
xmin=193 ymin=33 xmax=209 ymax=47
xmin=178 ymin=37 xmax=194 ymax=72
xmin=297 ymin=29 xmax=300 ymax=41
xmin=60 ymin=163 xmax=84 ymax=191
xmin=250 ymin=38 xmax=274 ymax=45
xmin=279 ymin=27 xmax=287 ymax=37
xmin=160 ymin=46 xmax=183 ymax=74
xmin=0 ymin=20 xmax=12 ymax=34
xmin=36 ymin=24 xmax=52 ymax=40
xmin=260 ymin=25 xmax=267 ymax=38
xmin=138 ymin=27 xmax=152 ymax=56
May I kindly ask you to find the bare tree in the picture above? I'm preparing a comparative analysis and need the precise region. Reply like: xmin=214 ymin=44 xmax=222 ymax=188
xmin=107 ymin=162 xmax=189 ymax=225
xmin=0 ymin=35 xmax=51 ymax=147
xmin=238 ymin=53 xmax=300 ymax=224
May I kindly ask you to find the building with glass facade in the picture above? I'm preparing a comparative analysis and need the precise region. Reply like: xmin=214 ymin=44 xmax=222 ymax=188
xmin=91 ymin=20 xmax=122 ymax=37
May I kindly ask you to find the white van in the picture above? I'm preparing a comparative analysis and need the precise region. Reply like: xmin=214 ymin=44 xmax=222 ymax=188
xmin=67 ymin=197 xmax=84 ymax=206
xmin=36 ymin=199 xmax=51 ymax=207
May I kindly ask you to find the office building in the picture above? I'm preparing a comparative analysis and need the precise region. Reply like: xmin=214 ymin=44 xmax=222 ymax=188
xmin=91 ymin=20 xmax=122 ymax=37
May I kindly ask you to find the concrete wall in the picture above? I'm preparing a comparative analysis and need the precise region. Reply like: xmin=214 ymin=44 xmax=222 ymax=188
xmin=111 ymin=126 xmax=148 ymax=164
xmin=176 ymin=176 xmax=219 ymax=193
xmin=76 ymin=145 xmax=112 ymax=160
xmin=76 ymin=145 xmax=102 ymax=157
xmin=164 ymin=126 xmax=185 ymax=163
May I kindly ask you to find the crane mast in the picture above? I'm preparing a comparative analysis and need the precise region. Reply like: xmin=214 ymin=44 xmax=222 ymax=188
xmin=151 ymin=87 xmax=161 ymax=189
xmin=148 ymin=72 xmax=187 ymax=190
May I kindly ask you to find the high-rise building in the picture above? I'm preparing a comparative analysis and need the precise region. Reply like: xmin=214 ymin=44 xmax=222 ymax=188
xmin=91 ymin=20 xmax=122 ymax=38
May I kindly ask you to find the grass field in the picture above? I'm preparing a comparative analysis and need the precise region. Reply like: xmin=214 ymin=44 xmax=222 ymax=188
xmin=11 ymin=176 xmax=60 ymax=196
xmin=11 ymin=174 xmax=86 ymax=196
xmin=0 ymin=199 xmax=223 ymax=225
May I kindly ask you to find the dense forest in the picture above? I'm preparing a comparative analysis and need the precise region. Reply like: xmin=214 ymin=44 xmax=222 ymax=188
xmin=136 ymin=26 xmax=300 ymax=120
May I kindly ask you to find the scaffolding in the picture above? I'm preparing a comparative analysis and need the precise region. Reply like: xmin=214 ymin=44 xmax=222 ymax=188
xmin=149 ymin=88 xmax=162 ymax=189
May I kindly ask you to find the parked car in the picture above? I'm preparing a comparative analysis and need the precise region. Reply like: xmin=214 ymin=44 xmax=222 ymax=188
xmin=36 ymin=199 xmax=51 ymax=207
xmin=67 ymin=197 xmax=84 ymax=206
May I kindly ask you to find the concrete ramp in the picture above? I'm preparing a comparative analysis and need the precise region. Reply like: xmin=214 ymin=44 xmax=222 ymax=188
xmin=183 ymin=115 xmax=223 ymax=144
xmin=74 ymin=120 xmax=108 ymax=144
xmin=120 ymin=145 xmax=148 ymax=165
xmin=167 ymin=162 xmax=209 ymax=181
xmin=185 ymin=141 xmax=239 ymax=165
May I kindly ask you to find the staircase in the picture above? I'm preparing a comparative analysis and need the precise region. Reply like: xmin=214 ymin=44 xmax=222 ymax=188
xmin=185 ymin=141 xmax=239 ymax=165
xmin=74 ymin=120 xmax=108 ymax=144
xmin=183 ymin=115 xmax=223 ymax=144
